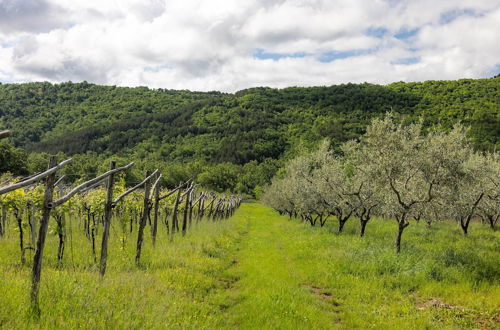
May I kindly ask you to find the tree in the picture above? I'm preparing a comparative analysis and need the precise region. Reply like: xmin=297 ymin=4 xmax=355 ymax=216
xmin=314 ymin=155 xmax=356 ymax=232
xmin=198 ymin=163 xmax=240 ymax=192
xmin=357 ymin=116 xmax=472 ymax=252
xmin=443 ymin=152 xmax=498 ymax=234
xmin=0 ymin=142 xmax=29 ymax=175
xmin=279 ymin=143 xmax=331 ymax=226
xmin=478 ymin=153 xmax=500 ymax=230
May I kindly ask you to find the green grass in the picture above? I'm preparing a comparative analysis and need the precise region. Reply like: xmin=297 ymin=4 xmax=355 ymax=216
xmin=0 ymin=203 xmax=499 ymax=329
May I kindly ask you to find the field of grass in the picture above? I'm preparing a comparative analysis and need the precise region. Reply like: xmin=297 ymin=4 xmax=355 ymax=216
xmin=0 ymin=202 xmax=499 ymax=329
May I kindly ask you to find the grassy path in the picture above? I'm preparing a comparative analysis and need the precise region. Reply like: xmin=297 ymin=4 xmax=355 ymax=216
xmin=221 ymin=203 xmax=340 ymax=329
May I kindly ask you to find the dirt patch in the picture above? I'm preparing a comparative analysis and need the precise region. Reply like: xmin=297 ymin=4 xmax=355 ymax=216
xmin=416 ymin=297 xmax=500 ymax=329
xmin=417 ymin=298 xmax=459 ymax=311
xmin=302 ymin=284 xmax=341 ymax=307
xmin=475 ymin=314 xmax=500 ymax=330
xmin=301 ymin=284 xmax=342 ymax=323
xmin=218 ymin=273 xmax=239 ymax=289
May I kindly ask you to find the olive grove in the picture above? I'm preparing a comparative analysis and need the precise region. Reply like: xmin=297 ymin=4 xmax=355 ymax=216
xmin=263 ymin=115 xmax=500 ymax=253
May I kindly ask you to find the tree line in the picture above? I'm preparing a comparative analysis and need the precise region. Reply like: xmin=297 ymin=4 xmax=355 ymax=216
xmin=263 ymin=114 xmax=500 ymax=253
xmin=1 ymin=77 xmax=498 ymax=197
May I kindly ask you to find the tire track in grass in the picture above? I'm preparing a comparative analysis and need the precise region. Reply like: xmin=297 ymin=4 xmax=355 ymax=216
xmin=220 ymin=202 xmax=342 ymax=329
xmin=206 ymin=214 xmax=250 ymax=315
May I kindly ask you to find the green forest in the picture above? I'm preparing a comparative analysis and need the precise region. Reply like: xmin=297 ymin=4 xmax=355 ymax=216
xmin=1 ymin=77 xmax=499 ymax=195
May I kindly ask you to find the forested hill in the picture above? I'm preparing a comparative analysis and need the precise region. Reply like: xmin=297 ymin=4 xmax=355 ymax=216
xmin=0 ymin=78 xmax=498 ymax=193
xmin=2 ymin=77 xmax=499 ymax=158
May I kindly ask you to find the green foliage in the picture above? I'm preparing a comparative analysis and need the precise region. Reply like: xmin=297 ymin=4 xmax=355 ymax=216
xmin=2 ymin=79 xmax=498 ymax=158
xmin=0 ymin=142 xmax=28 ymax=175
xmin=198 ymin=163 xmax=240 ymax=193
xmin=0 ymin=78 xmax=498 ymax=194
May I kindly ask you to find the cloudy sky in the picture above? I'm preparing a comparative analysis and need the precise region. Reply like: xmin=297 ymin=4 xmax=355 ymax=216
xmin=0 ymin=0 xmax=499 ymax=92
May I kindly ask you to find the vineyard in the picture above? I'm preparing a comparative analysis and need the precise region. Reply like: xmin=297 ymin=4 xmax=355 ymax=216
xmin=0 ymin=132 xmax=241 ymax=318
xmin=1 ymin=113 xmax=499 ymax=329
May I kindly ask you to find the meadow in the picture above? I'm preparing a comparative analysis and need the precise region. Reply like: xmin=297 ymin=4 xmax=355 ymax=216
xmin=0 ymin=202 xmax=499 ymax=329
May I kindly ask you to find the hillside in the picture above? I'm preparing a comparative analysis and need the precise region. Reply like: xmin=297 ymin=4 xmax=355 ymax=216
xmin=0 ymin=78 xmax=498 ymax=192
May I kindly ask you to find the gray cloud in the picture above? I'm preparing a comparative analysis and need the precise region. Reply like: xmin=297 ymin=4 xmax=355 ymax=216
xmin=129 ymin=0 xmax=166 ymax=21
xmin=12 ymin=35 xmax=109 ymax=83
xmin=0 ymin=0 xmax=70 ymax=33
xmin=15 ymin=57 xmax=109 ymax=83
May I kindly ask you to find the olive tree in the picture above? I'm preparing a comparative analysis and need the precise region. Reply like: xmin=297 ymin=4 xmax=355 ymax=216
xmin=478 ymin=153 xmax=500 ymax=230
xmin=443 ymin=152 xmax=499 ymax=234
xmin=263 ymin=142 xmax=331 ymax=224
xmin=315 ymin=155 xmax=356 ymax=233
xmin=339 ymin=141 xmax=381 ymax=237
xmin=284 ymin=143 xmax=331 ymax=226
xmin=358 ymin=116 xmax=471 ymax=252
xmin=262 ymin=177 xmax=296 ymax=217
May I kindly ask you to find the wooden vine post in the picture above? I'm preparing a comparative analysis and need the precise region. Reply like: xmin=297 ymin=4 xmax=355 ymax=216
xmin=206 ymin=196 xmax=216 ymax=219
xmin=26 ymin=158 xmax=134 ymax=312
xmin=56 ymin=184 xmax=66 ymax=263
xmin=151 ymin=174 xmax=162 ymax=247
xmin=30 ymin=156 xmax=58 ymax=316
xmin=181 ymin=184 xmax=193 ymax=236
xmin=99 ymin=161 xmax=116 ymax=277
xmin=188 ymin=189 xmax=194 ymax=227
xmin=135 ymin=170 xmax=152 ymax=266
xmin=197 ymin=194 xmax=206 ymax=220
xmin=171 ymin=188 xmax=182 ymax=234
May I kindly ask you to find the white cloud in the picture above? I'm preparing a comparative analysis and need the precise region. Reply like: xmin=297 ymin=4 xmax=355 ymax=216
xmin=0 ymin=0 xmax=499 ymax=91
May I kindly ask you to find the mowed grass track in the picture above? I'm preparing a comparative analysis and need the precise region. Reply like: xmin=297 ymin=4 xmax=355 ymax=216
xmin=0 ymin=202 xmax=499 ymax=329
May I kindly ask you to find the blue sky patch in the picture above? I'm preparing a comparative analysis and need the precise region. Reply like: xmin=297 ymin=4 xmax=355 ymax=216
xmin=0 ymin=39 xmax=18 ymax=48
xmin=144 ymin=64 xmax=173 ymax=72
xmin=394 ymin=28 xmax=419 ymax=40
xmin=319 ymin=49 xmax=373 ymax=63
xmin=365 ymin=27 xmax=389 ymax=38
xmin=439 ymin=8 xmax=476 ymax=24
xmin=253 ymin=49 xmax=309 ymax=61
xmin=391 ymin=57 xmax=421 ymax=65
xmin=486 ymin=63 xmax=500 ymax=77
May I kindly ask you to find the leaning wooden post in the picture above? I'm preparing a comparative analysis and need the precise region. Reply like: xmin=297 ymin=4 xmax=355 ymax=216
xmin=195 ymin=194 xmax=204 ymax=222
xmin=0 ymin=206 xmax=6 ymax=236
xmin=151 ymin=174 xmax=162 ymax=247
xmin=207 ymin=198 xmax=216 ymax=219
xmin=30 ymin=156 xmax=58 ymax=316
xmin=188 ymin=189 xmax=194 ymax=228
xmin=99 ymin=160 xmax=116 ymax=277
xmin=135 ymin=170 xmax=152 ymax=266
xmin=211 ymin=198 xmax=224 ymax=221
xmin=56 ymin=185 xmax=66 ymax=263
xmin=200 ymin=196 xmax=215 ymax=220
xmin=171 ymin=188 xmax=182 ymax=234
xmin=196 ymin=196 xmax=203 ymax=221
xmin=181 ymin=185 xmax=192 ymax=236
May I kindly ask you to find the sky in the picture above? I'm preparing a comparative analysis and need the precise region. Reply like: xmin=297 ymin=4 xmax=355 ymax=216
xmin=0 ymin=0 xmax=499 ymax=92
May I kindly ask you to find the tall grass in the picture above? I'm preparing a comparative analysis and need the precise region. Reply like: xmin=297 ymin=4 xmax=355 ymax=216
xmin=0 ymin=203 xmax=498 ymax=329
xmin=0 ymin=211 xmax=248 ymax=329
